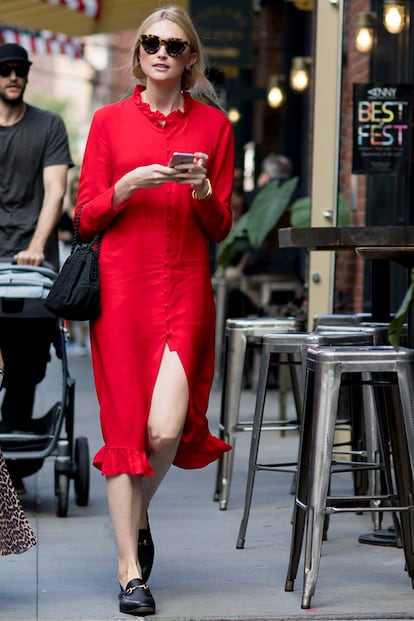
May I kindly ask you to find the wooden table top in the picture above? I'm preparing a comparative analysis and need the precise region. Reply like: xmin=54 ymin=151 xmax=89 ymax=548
xmin=355 ymin=247 xmax=414 ymax=266
xmin=278 ymin=226 xmax=414 ymax=251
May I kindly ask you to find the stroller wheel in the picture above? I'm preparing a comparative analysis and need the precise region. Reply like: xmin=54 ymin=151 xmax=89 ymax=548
xmin=55 ymin=470 xmax=69 ymax=517
xmin=74 ymin=436 xmax=90 ymax=507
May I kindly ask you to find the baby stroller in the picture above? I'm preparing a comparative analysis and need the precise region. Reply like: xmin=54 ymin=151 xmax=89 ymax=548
xmin=0 ymin=261 xmax=90 ymax=517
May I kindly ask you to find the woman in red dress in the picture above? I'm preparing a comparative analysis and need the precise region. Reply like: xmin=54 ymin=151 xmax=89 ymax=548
xmin=76 ymin=5 xmax=234 ymax=616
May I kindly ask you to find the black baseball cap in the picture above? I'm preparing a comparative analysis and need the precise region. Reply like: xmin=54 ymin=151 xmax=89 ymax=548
xmin=0 ymin=43 xmax=32 ymax=66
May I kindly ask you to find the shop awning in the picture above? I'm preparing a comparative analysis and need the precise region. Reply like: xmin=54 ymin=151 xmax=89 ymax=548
xmin=0 ymin=0 xmax=189 ymax=37
xmin=0 ymin=25 xmax=84 ymax=59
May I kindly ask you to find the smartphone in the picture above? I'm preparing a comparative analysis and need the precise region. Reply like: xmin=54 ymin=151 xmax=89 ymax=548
xmin=168 ymin=152 xmax=195 ymax=167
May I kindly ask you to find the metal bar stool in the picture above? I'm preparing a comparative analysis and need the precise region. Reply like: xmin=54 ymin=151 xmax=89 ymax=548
xmin=211 ymin=276 xmax=241 ymax=388
xmin=315 ymin=322 xmax=407 ymax=345
xmin=214 ymin=317 xmax=297 ymax=510
xmin=236 ymin=330 xmax=373 ymax=550
xmin=312 ymin=313 xmax=371 ymax=330
xmin=315 ymin=322 xmax=409 ymax=538
xmin=285 ymin=346 xmax=414 ymax=610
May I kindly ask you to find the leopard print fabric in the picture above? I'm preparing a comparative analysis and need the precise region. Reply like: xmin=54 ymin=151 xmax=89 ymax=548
xmin=0 ymin=449 xmax=37 ymax=555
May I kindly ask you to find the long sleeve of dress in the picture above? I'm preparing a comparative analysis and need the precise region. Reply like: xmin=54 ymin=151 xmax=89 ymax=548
xmin=190 ymin=117 xmax=234 ymax=242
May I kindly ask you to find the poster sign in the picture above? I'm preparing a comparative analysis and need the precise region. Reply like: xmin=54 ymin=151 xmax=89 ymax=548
xmin=352 ymin=83 xmax=413 ymax=175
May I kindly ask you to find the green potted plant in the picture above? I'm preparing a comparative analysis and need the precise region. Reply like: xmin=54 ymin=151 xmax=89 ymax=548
xmin=388 ymin=271 xmax=414 ymax=348
xmin=290 ymin=194 xmax=351 ymax=228
xmin=217 ymin=178 xmax=351 ymax=270
xmin=217 ymin=177 xmax=299 ymax=270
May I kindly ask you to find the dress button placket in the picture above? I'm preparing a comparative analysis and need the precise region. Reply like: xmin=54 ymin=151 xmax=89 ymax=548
xmin=165 ymin=201 xmax=172 ymax=341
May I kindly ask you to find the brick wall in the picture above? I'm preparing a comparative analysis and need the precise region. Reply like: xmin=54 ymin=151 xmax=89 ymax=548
xmin=251 ymin=4 xmax=284 ymax=153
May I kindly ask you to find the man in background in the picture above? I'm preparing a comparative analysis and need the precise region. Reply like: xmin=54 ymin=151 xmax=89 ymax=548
xmin=0 ymin=43 xmax=73 ymax=477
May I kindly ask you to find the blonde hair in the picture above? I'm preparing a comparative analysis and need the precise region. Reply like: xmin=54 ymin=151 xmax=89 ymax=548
xmin=131 ymin=5 xmax=221 ymax=107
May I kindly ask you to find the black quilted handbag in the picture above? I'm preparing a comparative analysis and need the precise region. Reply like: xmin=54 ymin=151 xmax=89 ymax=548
xmin=44 ymin=212 xmax=102 ymax=321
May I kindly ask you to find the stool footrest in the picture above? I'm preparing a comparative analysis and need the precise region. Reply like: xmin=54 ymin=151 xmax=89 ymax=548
xmin=326 ymin=503 xmax=410 ymax=515
xmin=330 ymin=460 xmax=382 ymax=472
xmin=237 ymin=420 xmax=299 ymax=432
xmin=296 ymin=494 xmax=403 ymax=515
xmin=255 ymin=463 xmax=297 ymax=474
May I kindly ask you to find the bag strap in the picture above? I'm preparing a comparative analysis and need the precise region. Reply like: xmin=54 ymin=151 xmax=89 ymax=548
xmin=72 ymin=208 xmax=103 ymax=255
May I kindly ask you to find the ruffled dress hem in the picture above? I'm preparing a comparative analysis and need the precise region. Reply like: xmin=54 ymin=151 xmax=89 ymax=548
xmin=93 ymin=447 xmax=155 ymax=476
xmin=173 ymin=435 xmax=231 ymax=470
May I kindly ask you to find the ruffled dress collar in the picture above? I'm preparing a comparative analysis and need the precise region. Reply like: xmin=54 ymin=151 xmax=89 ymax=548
xmin=133 ymin=85 xmax=192 ymax=124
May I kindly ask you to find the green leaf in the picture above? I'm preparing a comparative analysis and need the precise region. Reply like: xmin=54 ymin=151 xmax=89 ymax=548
xmin=247 ymin=177 xmax=299 ymax=247
xmin=388 ymin=268 xmax=414 ymax=348
xmin=217 ymin=212 xmax=249 ymax=268
xmin=290 ymin=197 xmax=311 ymax=227
xmin=290 ymin=194 xmax=351 ymax=227
xmin=337 ymin=195 xmax=351 ymax=226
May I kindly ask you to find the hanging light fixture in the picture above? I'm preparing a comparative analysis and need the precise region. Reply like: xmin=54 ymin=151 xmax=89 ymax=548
xmin=227 ymin=107 xmax=241 ymax=124
xmin=383 ymin=1 xmax=405 ymax=34
xmin=290 ymin=57 xmax=312 ymax=92
xmin=355 ymin=12 xmax=376 ymax=53
xmin=267 ymin=75 xmax=285 ymax=108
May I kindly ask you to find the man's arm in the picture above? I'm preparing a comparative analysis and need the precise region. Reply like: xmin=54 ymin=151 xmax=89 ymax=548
xmin=15 ymin=164 xmax=69 ymax=266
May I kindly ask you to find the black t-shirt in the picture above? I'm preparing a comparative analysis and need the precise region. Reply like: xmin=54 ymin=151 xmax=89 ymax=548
xmin=0 ymin=104 xmax=73 ymax=269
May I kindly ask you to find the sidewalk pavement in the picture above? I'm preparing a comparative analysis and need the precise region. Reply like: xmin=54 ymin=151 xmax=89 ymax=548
xmin=2 ymin=350 xmax=414 ymax=621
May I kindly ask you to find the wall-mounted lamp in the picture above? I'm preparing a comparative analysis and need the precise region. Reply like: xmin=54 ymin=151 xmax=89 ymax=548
xmin=267 ymin=75 xmax=285 ymax=108
xmin=290 ymin=56 xmax=312 ymax=92
xmin=355 ymin=12 xmax=376 ymax=53
xmin=383 ymin=1 xmax=405 ymax=34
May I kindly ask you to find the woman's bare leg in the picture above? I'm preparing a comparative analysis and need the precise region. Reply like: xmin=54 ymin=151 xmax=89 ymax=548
xmin=106 ymin=473 xmax=143 ymax=588
xmin=139 ymin=345 xmax=189 ymax=525
xmin=107 ymin=344 xmax=189 ymax=584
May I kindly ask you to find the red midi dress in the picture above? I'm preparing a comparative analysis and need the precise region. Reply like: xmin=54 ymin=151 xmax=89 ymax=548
xmin=76 ymin=86 xmax=234 ymax=476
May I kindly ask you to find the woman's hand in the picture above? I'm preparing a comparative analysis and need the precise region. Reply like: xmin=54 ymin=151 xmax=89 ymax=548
xmin=173 ymin=152 xmax=212 ymax=199
xmin=113 ymin=153 xmax=210 ymax=207
xmin=125 ymin=152 xmax=208 ymax=190
xmin=173 ymin=152 xmax=208 ymax=187
xmin=126 ymin=164 xmax=181 ymax=189
xmin=113 ymin=164 xmax=181 ymax=206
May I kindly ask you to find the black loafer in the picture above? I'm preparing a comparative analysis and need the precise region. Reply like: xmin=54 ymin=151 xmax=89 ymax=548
xmin=119 ymin=578 xmax=155 ymax=616
xmin=138 ymin=517 xmax=154 ymax=583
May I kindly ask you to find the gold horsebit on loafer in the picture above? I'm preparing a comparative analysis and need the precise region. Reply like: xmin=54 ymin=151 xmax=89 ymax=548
xmin=126 ymin=583 xmax=149 ymax=595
